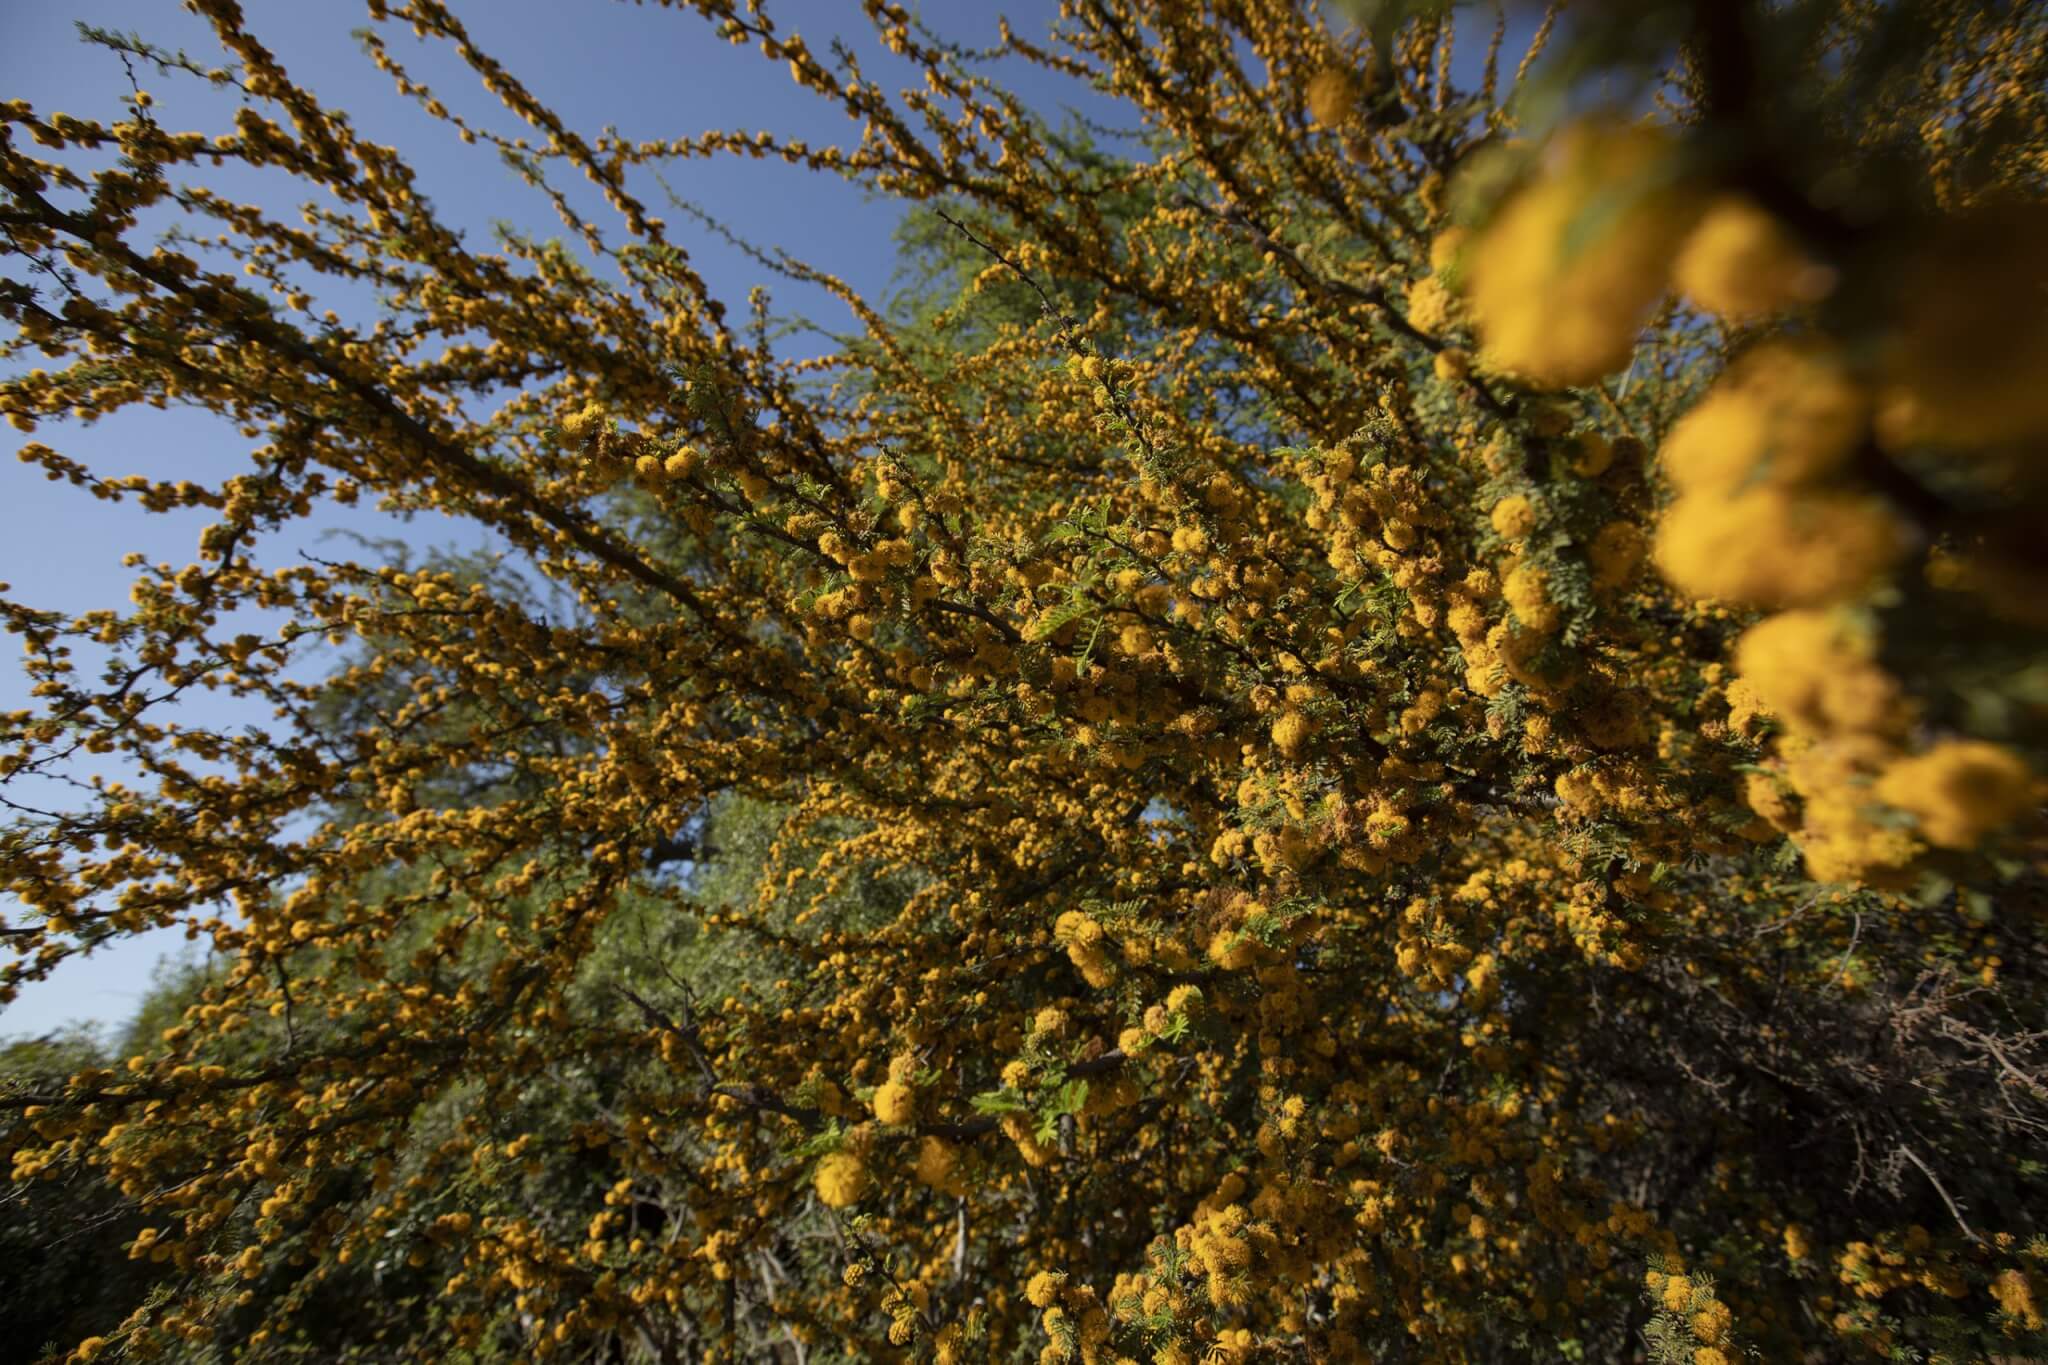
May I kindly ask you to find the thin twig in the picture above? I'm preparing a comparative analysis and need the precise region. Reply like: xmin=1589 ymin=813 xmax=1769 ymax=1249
xmin=934 ymin=209 xmax=1067 ymax=323
xmin=1830 ymin=911 xmax=1864 ymax=988
xmin=1898 ymin=1144 xmax=1986 ymax=1245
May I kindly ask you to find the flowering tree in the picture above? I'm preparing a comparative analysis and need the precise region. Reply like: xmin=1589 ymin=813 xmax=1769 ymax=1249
xmin=4 ymin=0 xmax=2048 ymax=1361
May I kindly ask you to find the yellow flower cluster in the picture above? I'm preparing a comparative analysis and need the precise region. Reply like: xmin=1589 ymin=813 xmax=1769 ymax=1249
xmin=1644 ymin=1260 xmax=1741 ymax=1365
xmin=1054 ymin=910 xmax=1118 ymax=988
xmin=1024 ymin=1266 xmax=1111 ymax=1364
xmin=1304 ymin=68 xmax=1360 ymax=129
xmin=1654 ymin=342 xmax=1903 ymax=609
xmin=1463 ymin=122 xmax=1701 ymax=386
xmin=1673 ymin=195 xmax=1834 ymax=323
xmin=814 ymin=1151 xmax=869 ymax=1210
xmin=1731 ymin=607 xmax=2034 ymax=880
xmin=1460 ymin=121 xmax=1843 ymax=390
xmin=1994 ymin=1267 xmax=2045 ymax=1333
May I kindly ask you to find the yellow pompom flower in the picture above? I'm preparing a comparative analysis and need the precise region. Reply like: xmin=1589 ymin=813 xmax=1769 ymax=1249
xmin=1464 ymin=120 xmax=1701 ymax=387
xmin=1733 ymin=610 xmax=1905 ymax=736
xmin=1025 ymin=1269 xmax=1067 ymax=1308
xmin=1673 ymin=196 xmax=1833 ymax=321
xmin=1406 ymin=275 xmax=1454 ymax=334
xmin=872 ymin=1080 xmax=916 ymax=1125
xmin=1490 ymin=494 xmax=1536 ymax=540
xmin=1305 ymin=68 xmax=1361 ymax=128
xmin=1588 ymin=521 xmax=1645 ymax=590
xmin=1270 ymin=709 xmax=1313 ymax=758
xmin=1653 ymin=486 xmax=1902 ymax=608
xmin=1502 ymin=564 xmax=1559 ymax=633
xmin=814 ymin=1151 xmax=868 ymax=1209
xmin=1659 ymin=342 xmax=1867 ymax=495
xmin=1873 ymin=739 xmax=2033 ymax=850
xmin=915 ymin=1136 xmax=961 ymax=1193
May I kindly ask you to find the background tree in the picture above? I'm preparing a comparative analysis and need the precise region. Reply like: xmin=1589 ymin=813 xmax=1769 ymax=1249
xmin=4 ymin=0 xmax=2048 ymax=1361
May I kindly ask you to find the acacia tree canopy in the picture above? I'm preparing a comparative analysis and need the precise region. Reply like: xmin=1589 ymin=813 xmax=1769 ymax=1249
xmin=4 ymin=1 xmax=2048 ymax=1361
